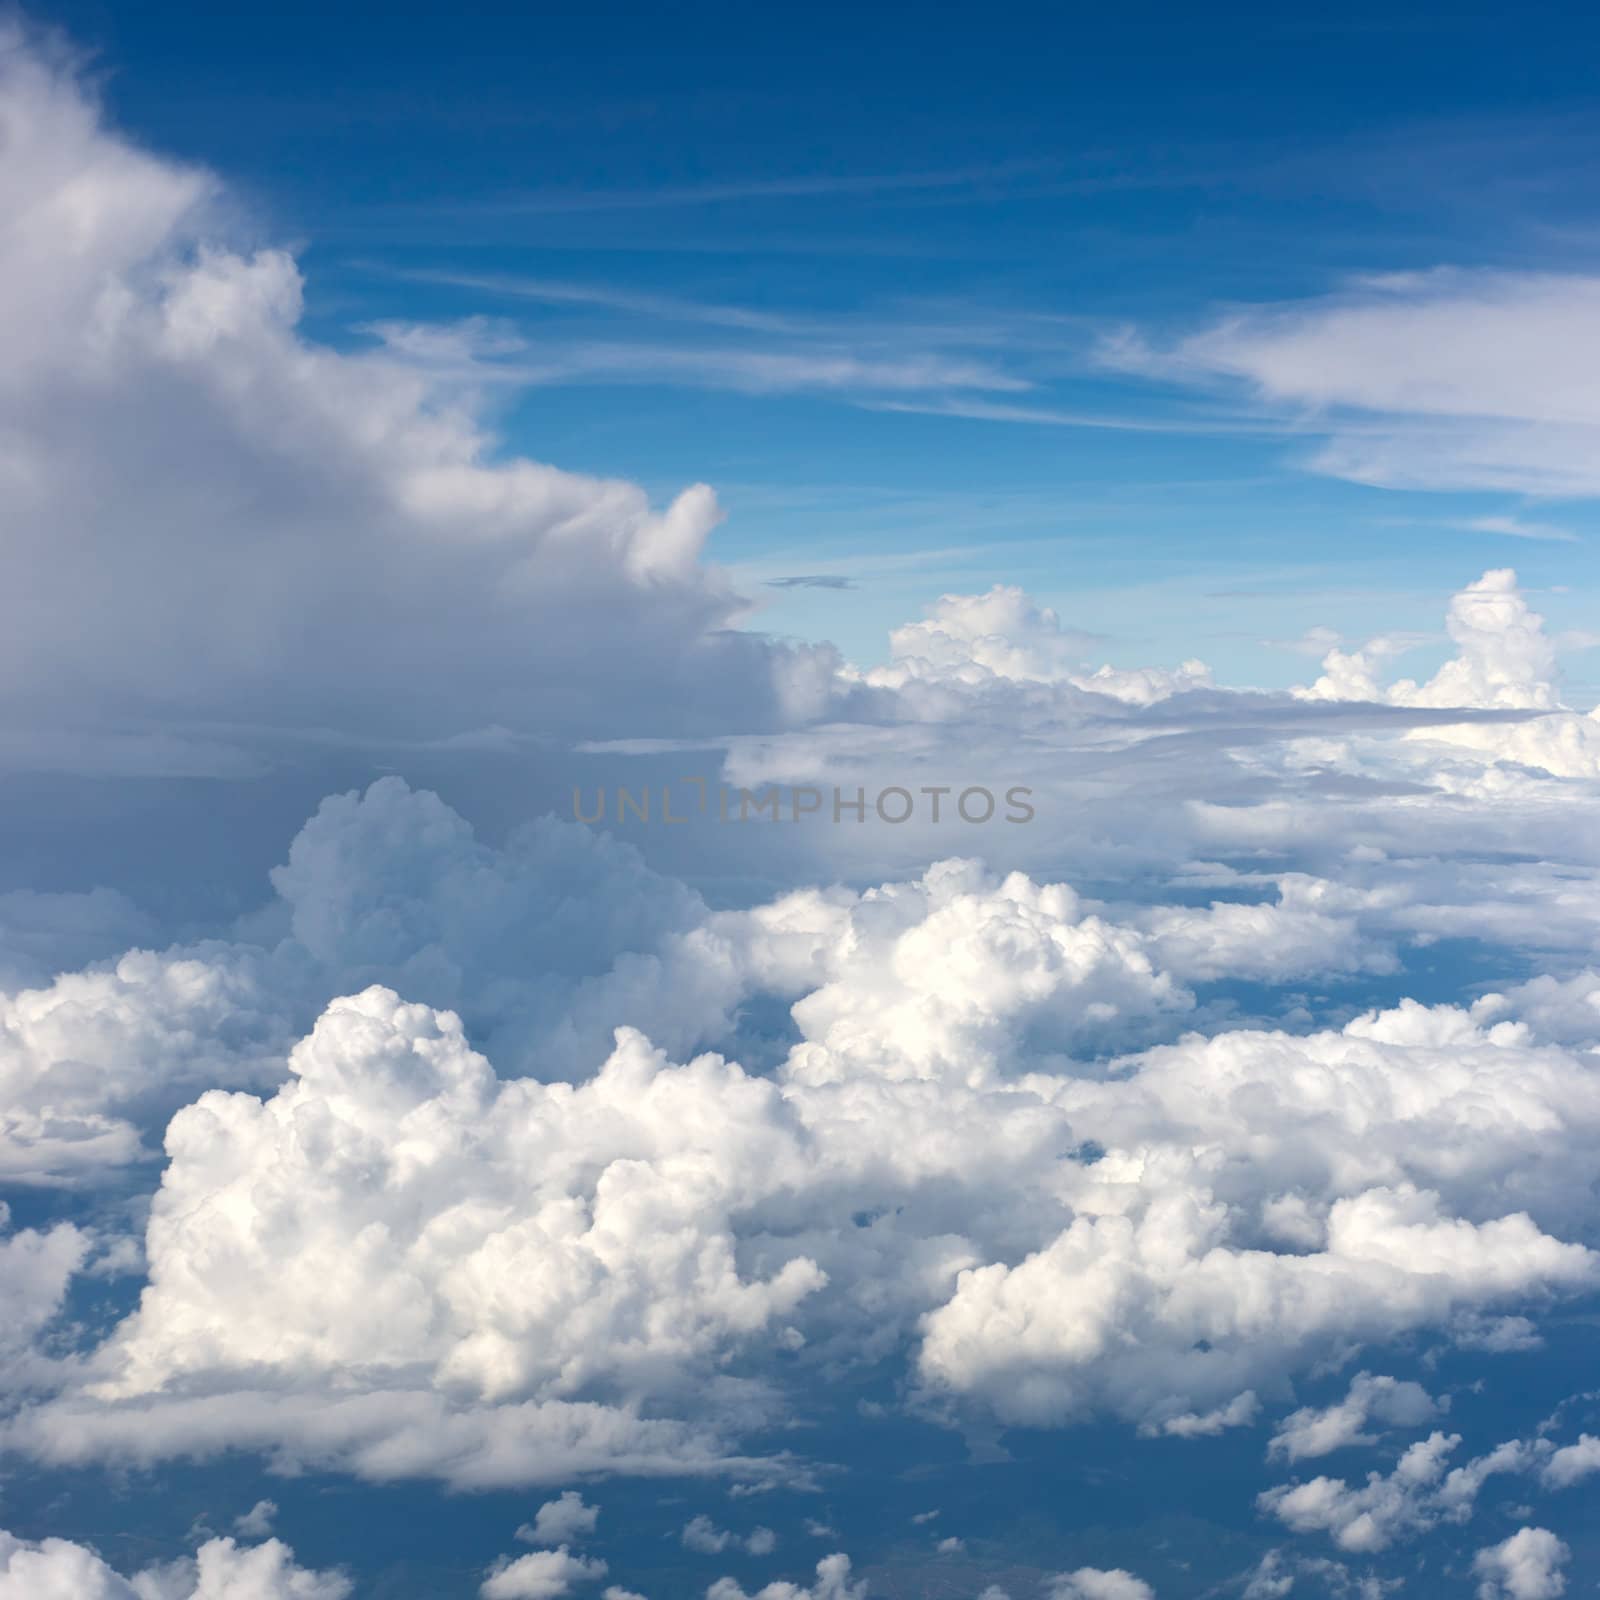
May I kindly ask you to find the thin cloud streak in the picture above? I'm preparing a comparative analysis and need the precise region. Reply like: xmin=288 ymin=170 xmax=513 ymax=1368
xmin=365 ymin=323 xmax=1035 ymax=396
xmin=411 ymin=161 xmax=1048 ymax=216
xmin=860 ymin=395 xmax=1292 ymax=435
xmin=372 ymin=266 xmax=810 ymax=335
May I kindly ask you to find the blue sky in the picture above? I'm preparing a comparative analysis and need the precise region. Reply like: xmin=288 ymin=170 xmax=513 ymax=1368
xmin=8 ymin=6 xmax=1600 ymax=1600
xmin=40 ymin=0 xmax=1600 ymax=686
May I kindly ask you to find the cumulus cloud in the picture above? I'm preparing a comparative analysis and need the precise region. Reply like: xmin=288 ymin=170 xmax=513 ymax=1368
xmin=855 ymin=584 xmax=1209 ymax=705
xmin=1257 ymin=1427 xmax=1561 ymax=1555
xmin=1144 ymin=1390 xmax=1258 ymax=1439
xmin=0 ymin=26 xmax=837 ymax=775
xmin=520 ymin=1492 xmax=600 ymax=1545
xmin=0 ymin=1208 xmax=90 ymax=1374
xmin=15 ymin=13 xmax=1600 ymax=1596
xmin=232 ymin=1500 xmax=278 ymax=1538
xmin=687 ymin=564 xmax=1600 ymax=919
xmin=1047 ymin=1569 xmax=1155 ymax=1600
xmin=7 ymin=919 xmax=1596 ymax=1484
xmin=706 ymin=1554 xmax=865 ymax=1600
xmin=1539 ymin=1432 xmax=1600 ymax=1490
xmin=483 ymin=1548 xmax=608 ymax=1600
xmin=1268 ymin=1374 xmax=1444 ymax=1462
xmin=682 ymin=1517 xmax=735 ymax=1555
xmin=0 ymin=775 xmax=817 ymax=1182
xmin=0 ymin=1527 xmax=349 ymax=1599
xmin=79 ymin=990 xmax=823 ymax=1419
xmin=1298 ymin=570 xmax=1559 ymax=712
xmin=4 ymin=736 xmax=1600 ymax=1481
xmin=0 ymin=943 xmax=288 ymax=1183
xmin=1472 ymin=1527 xmax=1570 ymax=1600
xmin=683 ymin=1517 xmax=778 ymax=1557
xmin=917 ymin=1188 xmax=1591 ymax=1428
xmin=1259 ymin=1431 xmax=1466 ymax=1552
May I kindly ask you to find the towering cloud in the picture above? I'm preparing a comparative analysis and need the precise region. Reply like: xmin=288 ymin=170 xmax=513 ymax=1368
xmin=0 ymin=25 xmax=834 ymax=776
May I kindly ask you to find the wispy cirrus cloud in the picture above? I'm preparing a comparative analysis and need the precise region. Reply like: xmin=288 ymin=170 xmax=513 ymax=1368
xmin=401 ymin=161 xmax=1049 ymax=216
xmin=1459 ymin=513 xmax=1581 ymax=543
xmin=1110 ymin=269 xmax=1600 ymax=496
xmin=862 ymin=393 xmax=1285 ymax=434
xmin=365 ymin=319 xmax=1033 ymax=397
xmin=371 ymin=266 xmax=813 ymax=335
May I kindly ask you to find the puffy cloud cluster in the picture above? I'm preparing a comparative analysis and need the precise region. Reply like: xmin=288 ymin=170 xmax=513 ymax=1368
xmin=6 ymin=912 xmax=1597 ymax=1482
xmin=1290 ymin=569 xmax=1600 ymax=789
xmin=1259 ymin=1431 xmax=1476 ymax=1552
xmin=1540 ymin=1433 xmax=1600 ymax=1491
xmin=697 ymin=563 xmax=1600 ymax=925
xmin=6 ymin=715 xmax=1600 ymax=1504
xmin=857 ymin=585 xmax=1210 ymax=706
xmin=10 ymin=772 xmax=1389 ymax=1187
xmin=0 ymin=944 xmax=287 ymax=1182
xmin=0 ymin=1528 xmax=350 ymax=1599
xmin=0 ymin=777 xmax=790 ymax=1183
xmin=1268 ymin=1373 xmax=1443 ymax=1462
xmin=682 ymin=1517 xmax=777 ymax=1556
xmin=915 ymin=1188 xmax=1589 ymax=1429
xmin=781 ymin=859 xmax=1190 ymax=1082
xmin=706 ymin=1554 xmax=865 ymax=1600
xmin=87 ymin=991 xmax=823 ymax=1413
xmin=0 ymin=1517 xmax=874 ymax=1600
xmin=5 ymin=743 xmax=1600 ymax=1484
xmin=11 ymin=16 xmax=1600 ymax=1595
xmin=1257 ymin=1406 xmax=1600 ymax=1558
xmin=1298 ymin=570 xmax=1559 ymax=711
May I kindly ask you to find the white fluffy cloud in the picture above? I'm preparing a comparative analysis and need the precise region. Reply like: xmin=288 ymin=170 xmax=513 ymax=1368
xmin=0 ymin=1528 xmax=349 ymax=1599
xmin=520 ymin=1493 xmax=600 ymax=1546
xmin=86 ymin=990 xmax=823 ymax=1410
xmin=0 ymin=944 xmax=286 ymax=1183
xmin=0 ymin=27 xmax=839 ymax=776
xmin=857 ymin=585 xmax=1210 ymax=706
xmin=230 ymin=1501 xmax=278 ymax=1539
xmin=0 ymin=1208 xmax=89 ymax=1375
xmin=6 ymin=717 xmax=1600 ymax=1479
xmin=1541 ymin=1433 xmax=1600 ymax=1490
xmin=0 ymin=775 xmax=800 ymax=1183
xmin=482 ymin=1548 xmax=608 ymax=1600
xmin=682 ymin=1517 xmax=776 ymax=1557
xmin=916 ymin=1188 xmax=1590 ymax=1428
xmin=706 ymin=1554 xmax=865 ymax=1600
xmin=1298 ymin=570 xmax=1559 ymax=712
xmin=1257 ymin=1425 xmax=1563 ymax=1556
xmin=6 ymin=931 xmax=1597 ymax=1481
xmin=1472 ymin=1527 xmax=1570 ymax=1600
xmin=1259 ymin=1431 xmax=1467 ymax=1553
xmin=1268 ymin=1374 xmax=1443 ymax=1462
xmin=1047 ymin=1570 xmax=1155 ymax=1600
